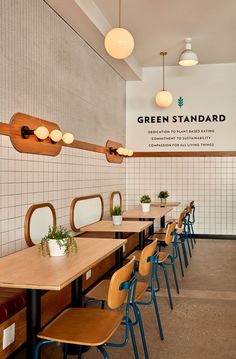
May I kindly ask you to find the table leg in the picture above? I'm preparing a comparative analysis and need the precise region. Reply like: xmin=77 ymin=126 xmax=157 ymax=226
xmin=148 ymin=219 xmax=154 ymax=236
xmin=67 ymin=276 xmax=89 ymax=356
xmin=26 ymin=289 xmax=41 ymax=359
xmin=139 ymin=230 xmax=145 ymax=250
xmin=160 ymin=216 xmax=165 ymax=228
xmin=115 ymin=232 xmax=123 ymax=269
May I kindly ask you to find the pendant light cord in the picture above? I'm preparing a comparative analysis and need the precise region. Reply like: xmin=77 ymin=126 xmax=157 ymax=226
xmin=162 ymin=53 xmax=165 ymax=90
xmin=119 ymin=0 xmax=121 ymax=28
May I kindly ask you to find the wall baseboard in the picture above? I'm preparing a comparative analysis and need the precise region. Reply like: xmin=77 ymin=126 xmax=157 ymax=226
xmin=194 ymin=234 xmax=236 ymax=240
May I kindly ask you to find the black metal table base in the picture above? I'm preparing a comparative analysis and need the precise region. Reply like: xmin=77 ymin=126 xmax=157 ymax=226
xmin=26 ymin=289 xmax=41 ymax=359
xmin=115 ymin=232 xmax=123 ymax=269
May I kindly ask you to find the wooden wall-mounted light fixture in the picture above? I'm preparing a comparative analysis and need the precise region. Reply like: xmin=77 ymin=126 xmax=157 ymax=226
xmin=105 ymin=139 xmax=133 ymax=164
xmin=0 ymin=113 xmax=132 ymax=163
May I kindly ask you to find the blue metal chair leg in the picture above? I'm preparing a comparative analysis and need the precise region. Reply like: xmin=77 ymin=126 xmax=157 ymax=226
xmin=132 ymin=304 xmax=149 ymax=359
xmin=161 ymin=263 xmax=173 ymax=310
xmin=78 ymin=346 xmax=82 ymax=359
xmin=128 ymin=319 xmax=139 ymax=359
xmin=34 ymin=340 xmax=56 ymax=359
xmin=177 ymin=245 xmax=184 ymax=277
xmin=154 ymin=268 xmax=161 ymax=291
xmin=181 ymin=240 xmax=188 ymax=267
xmin=186 ymin=237 xmax=192 ymax=257
xmin=97 ymin=346 xmax=109 ymax=358
xmin=191 ymin=223 xmax=196 ymax=244
xmin=152 ymin=291 xmax=164 ymax=340
xmin=170 ymin=257 xmax=179 ymax=294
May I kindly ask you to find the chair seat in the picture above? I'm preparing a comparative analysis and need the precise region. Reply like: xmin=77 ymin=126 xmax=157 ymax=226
xmin=37 ymin=307 xmax=123 ymax=346
xmin=86 ymin=279 xmax=148 ymax=303
xmin=158 ymin=252 xmax=169 ymax=263
xmin=128 ymin=250 xmax=141 ymax=261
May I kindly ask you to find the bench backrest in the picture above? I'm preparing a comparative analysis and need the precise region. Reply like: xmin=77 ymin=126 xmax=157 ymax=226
xmin=24 ymin=203 xmax=56 ymax=246
xmin=70 ymin=194 xmax=104 ymax=232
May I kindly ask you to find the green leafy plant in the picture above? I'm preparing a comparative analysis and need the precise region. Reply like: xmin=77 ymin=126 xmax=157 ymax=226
xmin=140 ymin=194 xmax=151 ymax=203
xmin=39 ymin=225 xmax=77 ymax=256
xmin=158 ymin=191 xmax=169 ymax=199
xmin=111 ymin=205 xmax=122 ymax=216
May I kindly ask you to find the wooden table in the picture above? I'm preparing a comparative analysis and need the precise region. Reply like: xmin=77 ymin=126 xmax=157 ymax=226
xmin=80 ymin=220 xmax=153 ymax=266
xmin=123 ymin=206 xmax=175 ymax=234
xmin=0 ymin=237 xmax=126 ymax=359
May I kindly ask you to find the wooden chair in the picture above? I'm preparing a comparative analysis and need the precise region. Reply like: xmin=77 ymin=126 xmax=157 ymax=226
xmin=186 ymin=201 xmax=196 ymax=248
xmin=85 ymin=240 xmax=163 ymax=358
xmin=34 ymin=257 xmax=139 ymax=359
xmin=151 ymin=208 xmax=191 ymax=270
xmin=145 ymin=221 xmax=180 ymax=309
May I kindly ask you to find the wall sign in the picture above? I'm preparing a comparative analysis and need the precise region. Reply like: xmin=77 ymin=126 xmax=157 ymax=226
xmin=126 ymin=64 xmax=236 ymax=155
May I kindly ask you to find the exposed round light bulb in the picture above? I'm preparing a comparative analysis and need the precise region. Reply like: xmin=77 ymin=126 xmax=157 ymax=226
xmin=34 ymin=126 xmax=49 ymax=140
xmin=62 ymin=132 xmax=74 ymax=144
xmin=49 ymin=129 xmax=63 ymax=142
xmin=123 ymin=148 xmax=129 ymax=156
xmin=104 ymin=28 xmax=134 ymax=59
xmin=155 ymin=90 xmax=173 ymax=108
xmin=127 ymin=149 xmax=133 ymax=157
xmin=117 ymin=147 xmax=124 ymax=155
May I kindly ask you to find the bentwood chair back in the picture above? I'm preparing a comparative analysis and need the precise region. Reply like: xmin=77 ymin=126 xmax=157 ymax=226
xmin=164 ymin=220 xmax=178 ymax=246
xmin=139 ymin=238 xmax=157 ymax=277
xmin=177 ymin=208 xmax=187 ymax=230
xmin=108 ymin=255 xmax=135 ymax=309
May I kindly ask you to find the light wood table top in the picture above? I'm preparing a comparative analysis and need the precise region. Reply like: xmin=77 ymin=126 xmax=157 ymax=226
xmin=0 ymin=237 xmax=126 ymax=291
xmin=151 ymin=201 xmax=181 ymax=207
xmin=123 ymin=206 xmax=174 ymax=219
xmin=80 ymin=220 xmax=153 ymax=233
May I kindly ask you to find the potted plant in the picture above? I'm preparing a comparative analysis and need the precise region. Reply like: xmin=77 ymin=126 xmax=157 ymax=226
xmin=39 ymin=225 xmax=77 ymax=257
xmin=140 ymin=194 xmax=151 ymax=212
xmin=158 ymin=191 xmax=169 ymax=205
xmin=111 ymin=205 xmax=123 ymax=226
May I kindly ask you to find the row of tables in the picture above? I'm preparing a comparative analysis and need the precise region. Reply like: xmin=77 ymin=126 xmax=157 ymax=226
xmin=0 ymin=202 xmax=180 ymax=358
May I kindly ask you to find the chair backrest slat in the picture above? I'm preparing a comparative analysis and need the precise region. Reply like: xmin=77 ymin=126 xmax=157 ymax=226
xmin=139 ymin=239 xmax=157 ymax=277
xmin=108 ymin=257 xmax=135 ymax=309
xmin=165 ymin=221 xmax=177 ymax=245
xmin=177 ymin=208 xmax=187 ymax=228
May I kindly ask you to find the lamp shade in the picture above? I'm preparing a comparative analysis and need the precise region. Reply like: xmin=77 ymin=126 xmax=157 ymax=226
xmin=179 ymin=38 xmax=198 ymax=66
xmin=179 ymin=50 xmax=198 ymax=66
xmin=155 ymin=90 xmax=173 ymax=108
xmin=104 ymin=27 xmax=134 ymax=59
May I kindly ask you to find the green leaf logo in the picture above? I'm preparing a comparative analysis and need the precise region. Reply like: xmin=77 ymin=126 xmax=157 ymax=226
xmin=178 ymin=96 xmax=184 ymax=108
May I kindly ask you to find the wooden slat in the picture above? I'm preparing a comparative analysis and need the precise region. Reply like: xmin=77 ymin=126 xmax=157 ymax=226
xmin=0 ymin=238 xmax=126 ymax=291
xmin=132 ymin=151 xmax=236 ymax=157
xmin=63 ymin=139 xmax=106 ymax=153
xmin=0 ymin=122 xmax=11 ymax=136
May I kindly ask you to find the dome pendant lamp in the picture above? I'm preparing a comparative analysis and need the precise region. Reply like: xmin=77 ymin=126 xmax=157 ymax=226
xmin=155 ymin=51 xmax=173 ymax=108
xmin=104 ymin=0 xmax=134 ymax=60
xmin=179 ymin=38 xmax=198 ymax=66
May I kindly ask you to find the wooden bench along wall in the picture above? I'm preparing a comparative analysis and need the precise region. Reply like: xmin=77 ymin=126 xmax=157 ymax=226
xmin=0 ymin=194 xmax=139 ymax=357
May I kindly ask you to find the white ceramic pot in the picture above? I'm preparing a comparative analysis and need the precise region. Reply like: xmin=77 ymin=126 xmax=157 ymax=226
xmin=160 ymin=198 xmax=167 ymax=205
xmin=48 ymin=239 xmax=66 ymax=257
xmin=112 ymin=215 xmax=123 ymax=226
xmin=141 ymin=203 xmax=150 ymax=212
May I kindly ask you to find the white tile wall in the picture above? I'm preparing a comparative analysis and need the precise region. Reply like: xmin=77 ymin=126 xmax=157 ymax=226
xmin=126 ymin=157 xmax=236 ymax=235
xmin=0 ymin=0 xmax=126 ymax=257
xmin=0 ymin=135 xmax=126 ymax=256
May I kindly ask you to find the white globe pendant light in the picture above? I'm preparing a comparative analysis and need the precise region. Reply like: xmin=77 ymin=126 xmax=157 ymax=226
xmin=179 ymin=38 xmax=198 ymax=66
xmin=155 ymin=52 xmax=173 ymax=108
xmin=104 ymin=0 xmax=134 ymax=60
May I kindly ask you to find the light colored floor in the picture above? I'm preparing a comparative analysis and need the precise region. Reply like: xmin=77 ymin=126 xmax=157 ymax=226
xmin=15 ymin=239 xmax=236 ymax=359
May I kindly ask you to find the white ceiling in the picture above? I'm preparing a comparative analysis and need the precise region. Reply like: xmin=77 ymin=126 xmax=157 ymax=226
xmin=45 ymin=0 xmax=236 ymax=80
